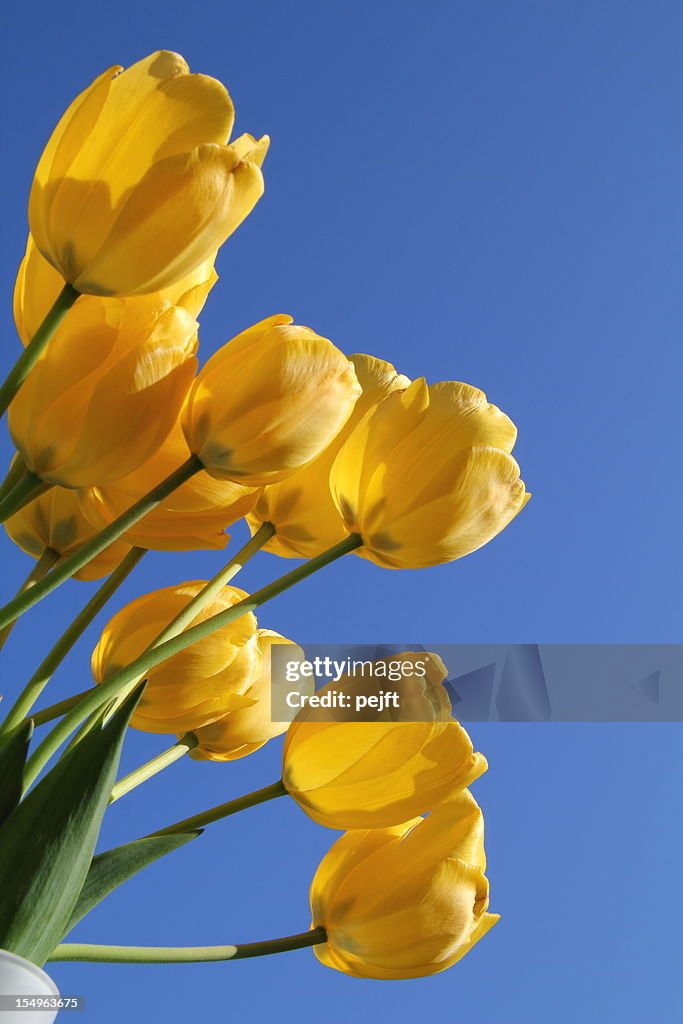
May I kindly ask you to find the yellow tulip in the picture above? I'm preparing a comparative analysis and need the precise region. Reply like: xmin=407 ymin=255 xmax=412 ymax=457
xmin=246 ymin=354 xmax=410 ymax=558
xmin=182 ymin=315 xmax=361 ymax=486
xmin=190 ymin=629 xmax=309 ymax=762
xmin=330 ymin=377 xmax=530 ymax=568
xmin=282 ymin=653 xmax=487 ymax=828
xmin=310 ymin=790 xmax=498 ymax=979
xmin=4 ymin=486 xmax=131 ymax=581
xmin=9 ymin=287 xmax=200 ymax=489
xmin=79 ymin=418 xmax=257 ymax=552
xmin=91 ymin=582 xmax=259 ymax=734
xmin=13 ymin=235 xmax=217 ymax=347
xmin=29 ymin=50 xmax=268 ymax=296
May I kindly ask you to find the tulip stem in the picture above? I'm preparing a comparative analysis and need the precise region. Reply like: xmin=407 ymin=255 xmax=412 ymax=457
xmin=154 ymin=521 xmax=276 ymax=642
xmin=0 ymin=456 xmax=202 ymax=630
xmin=147 ymin=779 xmax=288 ymax=838
xmin=0 ymin=457 xmax=26 ymax=503
xmin=22 ymin=533 xmax=362 ymax=788
xmin=49 ymin=927 xmax=327 ymax=964
xmin=109 ymin=733 xmax=198 ymax=804
xmin=0 ymin=547 xmax=146 ymax=739
xmin=0 ymin=469 xmax=52 ymax=523
xmin=28 ymin=690 xmax=91 ymax=727
xmin=0 ymin=282 xmax=80 ymax=417
xmin=0 ymin=547 xmax=60 ymax=653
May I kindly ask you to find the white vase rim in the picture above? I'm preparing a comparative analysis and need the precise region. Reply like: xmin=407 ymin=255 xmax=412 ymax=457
xmin=0 ymin=948 xmax=59 ymax=994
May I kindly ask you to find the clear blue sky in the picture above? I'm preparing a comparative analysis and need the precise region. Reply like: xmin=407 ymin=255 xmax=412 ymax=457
xmin=2 ymin=2 xmax=681 ymax=1021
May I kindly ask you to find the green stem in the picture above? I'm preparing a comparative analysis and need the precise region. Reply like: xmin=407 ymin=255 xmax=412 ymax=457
xmin=18 ymin=526 xmax=273 ymax=742
xmin=0 ymin=547 xmax=146 ymax=737
xmin=0 ymin=283 xmax=80 ymax=417
xmin=49 ymin=927 xmax=327 ymax=964
xmin=0 ymin=456 xmax=201 ymax=630
xmin=0 ymin=457 xmax=26 ymax=503
xmin=0 ymin=469 xmax=52 ymax=523
xmin=109 ymin=732 xmax=198 ymax=804
xmin=0 ymin=547 xmax=60 ymax=652
xmin=29 ymin=691 xmax=90 ymax=727
xmin=153 ymin=521 xmax=275 ymax=643
xmin=148 ymin=779 xmax=287 ymax=838
xmin=22 ymin=533 xmax=362 ymax=789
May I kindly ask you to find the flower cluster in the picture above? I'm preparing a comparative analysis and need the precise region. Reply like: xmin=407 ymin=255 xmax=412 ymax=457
xmin=0 ymin=50 xmax=529 ymax=984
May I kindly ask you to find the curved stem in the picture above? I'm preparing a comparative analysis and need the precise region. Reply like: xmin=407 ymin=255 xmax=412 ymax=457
xmin=0 ymin=456 xmax=201 ymax=630
xmin=23 ymin=533 xmax=362 ymax=788
xmin=0 ymin=283 xmax=80 ymax=417
xmin=148 ymin=779 xmax=287 ymax=838
xmin=0 ymin=469 xmax=52 ymax=523
xmin=49 ymin=927 xmax=327 ymax=964
xmin=0 ymin=547 xmax=60 ymax=652
xmin=0 ymin=547 xmax=146 ymax=737
xmin=109 ymin=732 xmax=198 ymax=804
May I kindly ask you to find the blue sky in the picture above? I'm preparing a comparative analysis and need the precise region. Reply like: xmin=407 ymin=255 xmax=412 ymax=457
xmin=1 ymin=2 xmax=681 ymax=1021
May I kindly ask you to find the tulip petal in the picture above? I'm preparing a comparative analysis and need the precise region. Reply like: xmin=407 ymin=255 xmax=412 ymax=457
xmin=310 ymin=825 xmax=411 ymax=926
xmin=92 ymin=582 xmax=260 ymax=734
xmin=330 ymin=378 xmax=429 ymax=529
xmin=29 ymin=67 xmax=116 ymax=268
xmin=184 ymin=318 xmax=361 ymax=485
xmin=361 ymin=447 xmax=528 ymax=568
xmin=62 ymin=327 xmax=196 ymax=486
xmin=65 ymin=52 xmax=235 ymax=205
xmin=73 ymin=142 xmax=263 ymax=295
xmin=285 ymin=720 xmax=486 ymax=829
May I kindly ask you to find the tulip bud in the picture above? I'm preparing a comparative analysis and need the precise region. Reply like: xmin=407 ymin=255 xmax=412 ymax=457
xmin=91 ymin=582 xmax=259 ymax=734
xmin=310 ymin=790 xmax=499 ymax=979
xmin=9 ymin=288 xmax=200 ymax=489
xmin=330 ymin=378 xmax=530 ymax=569
xmin=246 ymin=354 xmax=410 ymax=558
xmin=282 ymin=653 xmax=487 ymax=828
xmin=4 ymin=486 xmax=131 ymax=581
xmin=79 ymin=418 xmax=257 ymax=552
xmin=190 ymin=629 xmax=310 ymax=761
xmin=182 ymin=315 xmax=362 ymax=486
xmin=29 ymin=50 xmax=268 ymax=296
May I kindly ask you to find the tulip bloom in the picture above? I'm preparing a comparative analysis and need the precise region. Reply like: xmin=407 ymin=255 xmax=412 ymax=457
xmin=183 ymin=315 xmax=361 ymax=486
xmin=246 ymin=354 xmax=410 ymax=558
xmin=310 ymin=790 xmax=499 ymax=979
xmin=330 ymin=378 xmax=530 ymax=569
xmin=5 ymin=486 xmax=130 ymax=581
xmin=79 ymin=419 xmax=257 ymax=552
xmin=190 ymin=629 xmax=309 ymax=761
xmin=9 ymin=288 xmax=200 ymax=489
xmin=92 ymin=582 xmax=259 ymax=733
xmin=282 ymin=653 xmax=487 ymax=828
xmin=29 ymin=51 xmax=268 ymax=296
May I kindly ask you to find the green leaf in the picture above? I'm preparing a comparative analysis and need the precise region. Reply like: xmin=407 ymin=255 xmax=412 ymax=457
xmin=67 ymin=831 xmax=201 ymax=933
xmin=0 ymin=720 xmax=33 ymax=828
xmin=0 ymin=684 xmax=143 ymax=966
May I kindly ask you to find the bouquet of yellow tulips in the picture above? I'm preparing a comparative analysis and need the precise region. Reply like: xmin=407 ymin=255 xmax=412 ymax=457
xmin=0 ymin=51 xmax=529 ymax=1000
